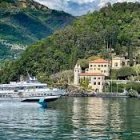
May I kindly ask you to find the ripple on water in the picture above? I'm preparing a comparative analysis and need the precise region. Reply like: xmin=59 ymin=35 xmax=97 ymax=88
xmin=0 ymin=98 xmax=140 ymax=140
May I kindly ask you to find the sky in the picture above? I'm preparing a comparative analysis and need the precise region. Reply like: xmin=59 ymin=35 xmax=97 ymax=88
xmin=34 ymin=0 xmax=140 ymax=16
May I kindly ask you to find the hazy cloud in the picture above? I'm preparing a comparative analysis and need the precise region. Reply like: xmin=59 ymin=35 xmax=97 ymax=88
xmin=34 ymin=0 xmax=140 ymax=16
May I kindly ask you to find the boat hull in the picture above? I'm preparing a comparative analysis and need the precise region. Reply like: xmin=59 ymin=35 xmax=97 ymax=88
xmin=0 ymin=96 xmax=60 ymax=103
xmin=21 ymin=96 xmax=60 ymax=102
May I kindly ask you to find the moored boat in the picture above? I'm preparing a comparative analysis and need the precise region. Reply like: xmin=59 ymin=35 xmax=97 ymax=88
xmin=0 ymin=76 xmax=62 ymax=106
xmin=21 ymin=95 xmax=60 ymax=102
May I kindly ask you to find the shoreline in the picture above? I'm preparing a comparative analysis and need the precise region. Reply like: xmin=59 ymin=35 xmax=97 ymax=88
xmin=63 ymin=93 xmax=129 ymax=98
xmin=61 ymin=85 xmax=140 ymax=98
xmin=64 ymin=85 xmax=129 ymax=98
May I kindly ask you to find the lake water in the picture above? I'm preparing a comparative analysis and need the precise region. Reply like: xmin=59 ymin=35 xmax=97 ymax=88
xmin=0 ymin=97 xmax=140 ymax=140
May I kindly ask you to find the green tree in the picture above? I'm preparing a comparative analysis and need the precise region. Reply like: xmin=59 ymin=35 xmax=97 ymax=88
xmin=80 ymin=78 xmax=89 ymax=90
xmin=116 ymin=66 xmax=136 ymax=79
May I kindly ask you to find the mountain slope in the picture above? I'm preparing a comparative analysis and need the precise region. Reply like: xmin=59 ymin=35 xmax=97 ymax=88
xmin=0 ymin=2 xmax=140 ymax=83
xmin=0 ymin=0 xmax=74 ymax=59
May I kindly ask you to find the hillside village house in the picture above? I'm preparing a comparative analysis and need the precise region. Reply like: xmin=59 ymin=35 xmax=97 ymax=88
xmin=74 ymin=57 xmax=137 ymax=92
xmin=111 ymin=56 xmax=136 ymax=69
xmin=74 ymin=59 xmax=110 ymax=92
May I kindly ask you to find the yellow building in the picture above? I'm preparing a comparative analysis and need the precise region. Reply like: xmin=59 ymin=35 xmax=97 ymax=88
xmin=111 ymin=56 xmax=136 ymax=69
xmin=79 ymin=73 xmax=105 ymax=92
xmin=74 ymin=56 xmax=138 ymax=92
xmin=88 ymin=59 xmax=110 ymax=76
xmin=74 ymin=58 xmax=110 ymax=92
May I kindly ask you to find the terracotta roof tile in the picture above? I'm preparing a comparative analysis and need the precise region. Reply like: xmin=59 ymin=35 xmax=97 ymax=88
xmin=90 ymin=59 xmax=109 ymax=63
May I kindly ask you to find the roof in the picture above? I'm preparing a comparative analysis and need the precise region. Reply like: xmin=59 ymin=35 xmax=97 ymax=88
xmin=79 ymin=73 xmax=105 ymax=76
xmin=89 ymin=59 xmax=109 ymax=63
xmin=112 ymin=57 xmax=124 ymax=60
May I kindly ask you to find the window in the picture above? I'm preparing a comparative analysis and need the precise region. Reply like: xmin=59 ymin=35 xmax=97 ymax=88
xmin=89 ymin=79 xmax=91 ymax=83
xmin=90 ymin=65 xmax=92 ymax=67
xmin=94 ymin=68 xmax=96 ymax=70
xmin=98 ymin=68 xmax=100 ymax=70
xmin=98 ymin=65 xmax=100 ymax=67
xmin=122 ymin=62 xmax=125 ymax=66
xmin=101 ymin=65 xmax=103 ymax=67
xmin=94 ymin=77 xmax=96 ymax=80
xmin=94 ymin=82 xmax=96 ymax=85
xmin=104 ymin=65 xmax=107 ymax=67
xmin=115 ymin=62 xmax=118 ymax=67
xmin=98 ymin=77 xmax=100 ymax=79
xmin=104 ymin=70 xmax=106 ymax=73
xmin=98 ymin=82 xmax=100 ymax=85
xmin=94 ymin=65 xmax=96 ymax=67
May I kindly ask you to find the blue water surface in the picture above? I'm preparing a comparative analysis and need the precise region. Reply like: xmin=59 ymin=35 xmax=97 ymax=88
xmin=0 ymin=97 xmax=140 ymax=140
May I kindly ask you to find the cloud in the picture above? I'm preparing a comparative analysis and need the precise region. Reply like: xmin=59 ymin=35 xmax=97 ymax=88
xmin=34 ymin=0 xmax=140 ymax=16
xmin=34 ymin=0 xmax=66 ymax=11
xmin=66 ymin=1 xmax=98 ymax=16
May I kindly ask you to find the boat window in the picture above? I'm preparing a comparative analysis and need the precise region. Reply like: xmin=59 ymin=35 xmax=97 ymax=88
xmin=14 ymin=89 xmax=18 ymax=92
xmin=19 ymin=87 xmax=24 ymax=90
xmin=36 ymin=86 xmax=44 ymax=89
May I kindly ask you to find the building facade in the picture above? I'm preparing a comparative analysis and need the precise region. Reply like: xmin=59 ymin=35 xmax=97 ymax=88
xmin=88 ymin=59 xmax=110 ymax=76
xmin=74 ymin=64 xmax=82 ymax=86
xmin=111 ymin=56 xmax=136 ymax=69
xmin=74 ymin=56 xmax=138 ymax=92
xmin=74 ymin=59 xmax=110 ymax=92
xmin=111 ymin=57 xmax=128 ymax=69
xmin=79 ymin=73 xmax=105 ymax=92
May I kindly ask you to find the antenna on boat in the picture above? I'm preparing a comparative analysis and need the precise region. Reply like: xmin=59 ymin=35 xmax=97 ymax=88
xmin=26 ymin=70 xmax=32 ymax=81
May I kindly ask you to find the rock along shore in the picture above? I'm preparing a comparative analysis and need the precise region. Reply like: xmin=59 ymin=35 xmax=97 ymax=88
xmin=64 ymin=85 xmax=128 ymax=98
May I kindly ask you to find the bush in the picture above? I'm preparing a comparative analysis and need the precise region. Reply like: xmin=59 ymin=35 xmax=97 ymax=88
xmin=110 ymin=69 xmax=118 ymax=80
xmin=49 ymin=70 xmax=73 ymax=86
xmin=125 ymin=82 xmax=140 ymax=93
xmin=80 ymin=78 xmax=89 ymax=90
xmin=127 ymin=89 xmax=139 ymax=97
xmin=77 ymin=59 xmax=89 ymax=69
xmin=116 ymin=67 xmax=136 ymax=79
xmin=104 ymin=82 xmax=126 ymax=93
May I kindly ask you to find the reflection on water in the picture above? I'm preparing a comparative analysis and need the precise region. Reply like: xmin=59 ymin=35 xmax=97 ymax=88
xmin=0 ymin=98 xmax=140 ymax=140
xmin=71 ymin=98 xmax=130 ymax=140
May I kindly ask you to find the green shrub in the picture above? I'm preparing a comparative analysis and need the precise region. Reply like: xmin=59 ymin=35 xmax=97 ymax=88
xmin=104 ymin=82 xmax=126 ymax=93
xmin=127 ymin=89 xmax=138 ymax=97
xmin=80 ymin=78 xmax=89 ymax=90
xmin=77 ymin=59 xmax=89 ymax=69
xmin=110 ymin=69 xmax=118 ymax=80
xmin=125 ymin=82 xmax=140 ymax=93
xmin=116 ymin=67 xmax=136 ymax=79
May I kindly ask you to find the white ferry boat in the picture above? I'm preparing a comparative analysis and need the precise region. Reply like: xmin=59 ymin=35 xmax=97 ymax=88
xmin=0 ymin=77 xmax=61 ymax=104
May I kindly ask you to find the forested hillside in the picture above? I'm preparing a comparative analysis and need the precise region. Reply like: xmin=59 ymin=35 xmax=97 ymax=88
xmin=0 ymin=2 xmax=140 ymax=83
xmin=0 ymin=0 xmax=74 ymax=59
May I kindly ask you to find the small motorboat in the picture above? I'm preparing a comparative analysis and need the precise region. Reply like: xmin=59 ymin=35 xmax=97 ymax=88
xmin=21 ymin=95 xmax=60 ymax=102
